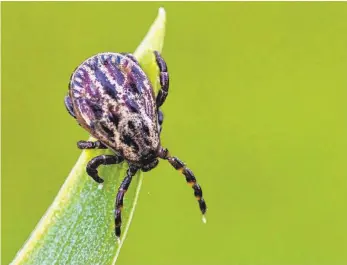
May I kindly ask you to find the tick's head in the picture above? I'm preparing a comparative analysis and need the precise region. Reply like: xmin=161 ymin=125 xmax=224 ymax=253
xmin=117 ymin=115 xmax=160 ymax=167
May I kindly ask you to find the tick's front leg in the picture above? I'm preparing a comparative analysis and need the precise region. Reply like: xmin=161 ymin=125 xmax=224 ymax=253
xmin=115 ymin=165 xmax=138 ymax=239
xmin=158 ymin=148 xmax=207 ymax=219
xmin=77 ymin=140 xmax=108 ymax=149
xmin=86 ymin=155 xmax=124 ymax=183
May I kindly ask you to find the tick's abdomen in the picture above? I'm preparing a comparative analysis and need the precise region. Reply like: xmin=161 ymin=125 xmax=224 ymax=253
xmin=68 ymin=52 xmax=160 ymax=162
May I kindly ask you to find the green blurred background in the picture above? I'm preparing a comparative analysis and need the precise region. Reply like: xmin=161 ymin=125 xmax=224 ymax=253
xmin=2 ymin=2 xmax=347 ymax=265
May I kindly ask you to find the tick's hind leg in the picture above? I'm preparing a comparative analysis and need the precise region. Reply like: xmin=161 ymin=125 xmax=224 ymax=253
xmin=158 ymin=148 xmax=207 ymax=219
xmin=154 ymin=51 xmax=169 ymax=108
xmin=64 ymin=95 xmax=76 ymax=118
xmin=77 ymin=140 xmax=108 ymax=149
xmin=115 ymin=165 xmax=138 ymax=239
xmin=86 ymin=155 xmax=124 ymax=183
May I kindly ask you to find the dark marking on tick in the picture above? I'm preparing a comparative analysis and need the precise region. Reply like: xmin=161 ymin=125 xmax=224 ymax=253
xmin=88 ymin=100 xmax=104 ymax=120
xmin=100 ymin=121 xmax=115 ymax=138
xmin=103 ymin=84 xmax=118 ymax=100
xmin=94 ymin=68 xmax=117 ymax=99
xmin=143 ymin=124 xmax=150 ymax=136
xmin=124 ymin=97 xmax=140 ymax=113
xmin=122 ymin=134 xmax=139 ymax=152
xmin=108 ymin=113 xmax=120 ymax=128
xmin=128 ymin=121 xmax=135 ymax=130
xmin=144 ymin=138 xmax=151 ymax=146
xmin=129 ymin=80 xmax=139 ymax=94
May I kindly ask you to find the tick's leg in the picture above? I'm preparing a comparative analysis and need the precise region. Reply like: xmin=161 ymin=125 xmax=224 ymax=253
xmin=158 ymin=148 xmax=207 ymax=218
xmin=154 ymin=51 xmax=169 ymax=108
xmin=77 ymin=140 xmax=108 ymax=149
xmin=64 ymin=95 xmax=76 ymax=118
xmin=158 ymin=109 xmax=164 ymax=133
xmin=86 ymin=155 xmax=124 ymax=184
xmin=115 ymin=165 xmax=138 ymax=239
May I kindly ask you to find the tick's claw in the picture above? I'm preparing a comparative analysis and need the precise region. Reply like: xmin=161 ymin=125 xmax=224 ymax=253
xmin=116 ymin=237 xmax=121 ymax=244
xmin=98 ymin=183 xmax=104 ymax=190
xmin=202 ymin=215 xmax=207 ymax=224
xmin=96 ymin=178 xmax=104 ymax=184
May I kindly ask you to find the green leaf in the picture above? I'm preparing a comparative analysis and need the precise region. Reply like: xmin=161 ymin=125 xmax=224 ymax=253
xmin=11 ymin=7 xmax=166 ymax=265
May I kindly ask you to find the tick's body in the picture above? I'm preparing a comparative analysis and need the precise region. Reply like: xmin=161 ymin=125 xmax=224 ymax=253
xmin=65 ymin=51 xmax=207 ymax=239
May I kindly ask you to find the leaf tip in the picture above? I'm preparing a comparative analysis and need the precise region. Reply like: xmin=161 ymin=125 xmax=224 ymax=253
xmin=158 ymin=7 xmax=166 ymax=18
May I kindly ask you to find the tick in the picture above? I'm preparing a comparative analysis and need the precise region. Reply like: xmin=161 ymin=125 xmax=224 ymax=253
xmin=64 ymin=51 xmax=207 ymax=239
